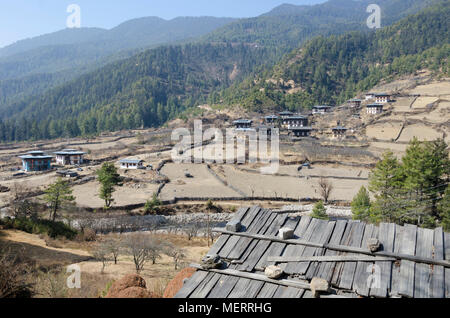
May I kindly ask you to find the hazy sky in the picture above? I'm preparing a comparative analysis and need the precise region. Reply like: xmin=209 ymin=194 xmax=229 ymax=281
xmin=0 ymin=0 xmax=327 ymax=48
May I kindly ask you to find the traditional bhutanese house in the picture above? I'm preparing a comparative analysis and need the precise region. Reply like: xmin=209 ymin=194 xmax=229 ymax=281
xmin=264 ymin=115 xmax=279 ymax=125
xmin=348 ymin=99 xmax=362 ymax=108
xmin=289 ymin=126 xmax=312 ymax=138
xmin=365 ymin=93 xmax=375 ymax=101
xmin=19 ymin=151 xmax=52 ymax=172
xmin=281 ymin=115 xmax=308 ymax=129
xmin=332 ymin=126 xmax=348 ymax=138
xmin=56 ymin=170 xmax=79 ymax=178
xmin=233 ymin=119 xmax=253 ymax=129
xmin=119 ymin=158 xmax=144 ymax=169
xmin=375 ymin=93 xmax=391 ymax=104
xmin=175 ymin=206 xmax=450 ymax=299
xmin=312 ymin=105 xmax=333 ymax=115
xmin=278 ymin=111 xmax=294 ymax=119
xmin=54 ymin=149 xmax=86 ymax=166
xmin=366 ymin=103 xmax=384 ymax=115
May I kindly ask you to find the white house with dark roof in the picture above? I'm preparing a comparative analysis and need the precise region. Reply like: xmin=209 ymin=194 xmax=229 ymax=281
xmin=54 ymin=149 xmax=86 ymax=166
xmin=375 ymin=93 xmax=391 ymax=104
xmin=119 ymin=158 xmax=144 ymax=169
xmin=312 ymin=105 xmax=333 ymax=115
xmin=366 ymin=103 xmax=384 ymax=114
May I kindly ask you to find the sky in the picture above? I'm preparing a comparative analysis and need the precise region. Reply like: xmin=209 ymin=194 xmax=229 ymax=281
xmin=0 ymin=0 xmax=327 ymax=48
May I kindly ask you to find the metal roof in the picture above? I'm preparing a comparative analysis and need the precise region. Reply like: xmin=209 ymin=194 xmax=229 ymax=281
xmin=367 ymin=103 xmax=384 ymax=107
xmin=19 ymin=155 xmax=53 ymax=160
xmin=288 ymin=126 xmax=312 ymax=130
xmin=119 ymin=159 xmax=144 ymax=164
xmin=332 ymin=126 xmax=348 ymax=131
xmin=375 ymin=93 xmax=390 ymax=97
xmin=54 ymin=149 xmax=86 ymax=155
xmin=313 ymin=105 xmax=333 ymax=109
xmin=176 ymin=206 xmax=449 ymax=298
xmin=279 ymin=111 xmax=294 ymax=115
xmin=233 ymin=119 xmax=253 ymax=124
xmin=283 ymin=116 xmax=307 ymax=120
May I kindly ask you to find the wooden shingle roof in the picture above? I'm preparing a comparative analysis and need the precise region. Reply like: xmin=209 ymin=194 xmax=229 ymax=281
xmin=175 ymin=206 xmax=450 ymax=298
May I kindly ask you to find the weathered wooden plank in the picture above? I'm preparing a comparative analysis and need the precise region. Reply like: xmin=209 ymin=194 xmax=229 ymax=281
xmin=174 ymin=270 xmax=209 ymax=298
xmin=226 ymin=208 xmax=271 ymax=259
xmin=338 ymin=222 xmax=366 ymax=290
xmin=218 ymin=206 xmax=261 ymax=257
xmin=430 ymin=227 xmax=445 ymax=298
xmin=445 ymin=232 xmax=450 ymax=298
xmin=237 ymin=213 xmax=287 ymax=272
xmin=213 ymin=227 xmax=450 ymax=267
xmin=390 ymin=224 xmax=404 ymax=297
xmin=227 ymin=278 xmax=265 ymax=298
xmin=189 ymin=272 xmax=221 ymax=298
xmin=273 ymin=286 xmax=304 ymax=298
xmin=190 ymin=264 xmax=311 ymax=290
xmin=315 ymin=220 xmax=348 ymax=282
xmin=331 ymin=221 xmax=359 ymax=286
xmin=301 ymin=221 xmax=336 ymax=278
xmin=370 ymin=223 xmax=395 ymax=298
xmin=208 ymin=207 xmax=249 ymax=255
xmin=414 ymin=227 xmax=434 ymax=298
xmin=207 ymin=274 xmax=240 ymax=298
xmin=255 ymin=216 xmax=309 ymax=270
xmin=268 ymin=255 xmax=395 ymax=262
xmin=256 ymin=283 xmax=279 ymax=298
xmin=352 ymin=223 xmax=376 ymax=296
xmin=282 ymin=218 xmax=320 ymax=274
xmin=398 ymin=224 xmax=417 ymax=298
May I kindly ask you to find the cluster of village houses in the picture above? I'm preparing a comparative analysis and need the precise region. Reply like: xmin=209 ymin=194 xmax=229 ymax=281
xmin=233 ymin=93 xmax=390 ymax=138
xmin=18 ymin=148 xmax=146 ymax=173
xmin=17 ymin=93 xmax=391 ymax=173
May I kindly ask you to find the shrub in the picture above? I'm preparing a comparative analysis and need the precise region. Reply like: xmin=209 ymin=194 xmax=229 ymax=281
xmin=0 ymin=245 xmax=34 ymax=298
xmin=0 ymin=217 xmax=77 ymax=240
xmin=311 ymin=201 xmax=329 ymax=220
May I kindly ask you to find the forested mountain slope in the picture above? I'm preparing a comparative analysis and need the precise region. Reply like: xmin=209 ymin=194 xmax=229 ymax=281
xmin=0 ymin=17 xmax=235 ymax=106
xmin=203 ymin=0 xmax=437 ymax=48
xmin=0 ymin=43 xmax=275 ymax=141
xmin=212 ymin=1 xmax=449 ymax=112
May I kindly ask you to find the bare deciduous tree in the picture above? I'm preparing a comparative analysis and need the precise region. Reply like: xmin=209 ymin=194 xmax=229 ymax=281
xmin=318 ymin=177 xmax=334 ymax=203
xmin=0 ymin=244 xmax=33 ymax=298
xmin=123 ymin=233 xmax=162 ymax=273
xmin=165 ymin=244 xmax=187 ymax=270
xmin=102 ymin=235 xmax=123 ymax=265
xmin=186 ymin=223 xmax=200 ymax=241
xmin=92 ymin=243 xmax=112 ymax=274
xmin=8 ymin=183 xmax=36 ymax=219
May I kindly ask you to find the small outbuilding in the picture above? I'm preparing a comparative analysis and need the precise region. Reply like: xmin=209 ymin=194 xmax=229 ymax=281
xmin=233 ymin=119 xmax=253 ymax=129
xmin=312 ymin=105 xmax=333 ymax=115
xmin=365 ymin=93 xmax=375 ymax=100
xmin=332 ymin=126 xmax=348 ymax=138
xmin=348 ymin=99 xmax=362 ymax=108
xmin=119 ymin=158 xmax=144 ymax=169
xmin=264 ymin=115 xmax=279 ymax=125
